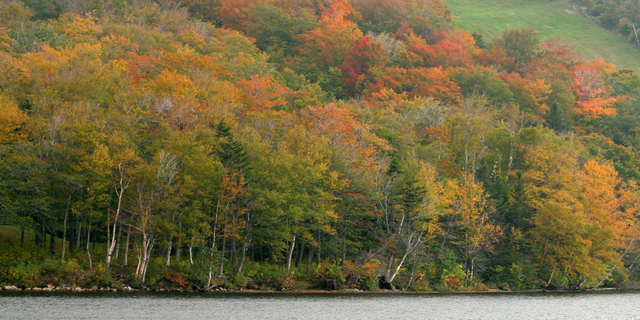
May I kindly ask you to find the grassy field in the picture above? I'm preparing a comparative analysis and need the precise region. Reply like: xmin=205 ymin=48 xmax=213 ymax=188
xmin=0 ymin=225 xmax=71 ymax=253
xmin=443 ymin=0 xmax=640 ymax=73
xmin=0 ymin=225 xmax=35 ymax=244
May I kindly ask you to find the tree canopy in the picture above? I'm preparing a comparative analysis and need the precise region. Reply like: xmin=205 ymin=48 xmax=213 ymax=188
xmin=1 ymin=0 xmax=640 ymax=292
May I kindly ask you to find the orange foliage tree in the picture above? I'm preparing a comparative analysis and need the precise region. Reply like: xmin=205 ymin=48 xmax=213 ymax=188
xmin=238 ymin=75 xmax=288 ymax=110
xmin=217 ymin=0 xmax=270 ymax=32
xmin=572 ymin=59 xmax=617 ymax=119
xmin=498 ymin=72 xmax=551 ymax=121
xmin=298 ymin=104 xmax=388 ymax=187
xmin=395 ymin=26 xmax=473 ymax=68
xmin=296 ymin=0 xmax=363 ymax=78
xmin=369 ymin=66 xmax=461 ymax=104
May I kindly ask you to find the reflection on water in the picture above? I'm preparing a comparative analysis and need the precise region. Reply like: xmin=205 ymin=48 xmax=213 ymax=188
xmin=1 ymin=290 xmax=640 ymax=319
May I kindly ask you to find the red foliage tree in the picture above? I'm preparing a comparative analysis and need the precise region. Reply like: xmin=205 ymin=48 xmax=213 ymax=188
xmin=340 ymin=36 xmax=386 ymax=97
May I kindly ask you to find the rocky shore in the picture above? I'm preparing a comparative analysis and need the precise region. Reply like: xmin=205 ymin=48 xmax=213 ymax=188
xmin=2 ymin=284 xmax=132 ymax=292
xmin=3 ymin=284 xmax=618 ymax=294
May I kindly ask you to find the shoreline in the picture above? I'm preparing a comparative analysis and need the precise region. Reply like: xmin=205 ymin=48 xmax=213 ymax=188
xmin=0 ymin=285 xmax=627 ymax=294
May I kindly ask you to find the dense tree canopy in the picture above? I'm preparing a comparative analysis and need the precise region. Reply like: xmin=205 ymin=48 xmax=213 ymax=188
xmin=1 ymin=0 xmax=640 ymax=292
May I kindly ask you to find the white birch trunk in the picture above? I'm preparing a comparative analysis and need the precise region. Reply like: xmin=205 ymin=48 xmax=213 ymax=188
xmin=106 ymin=164 xmax=128 ymax=269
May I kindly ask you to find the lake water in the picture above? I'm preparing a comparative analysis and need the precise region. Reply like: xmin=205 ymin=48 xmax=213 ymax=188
xmin=1 ymin=290 xmax=640 ymax=319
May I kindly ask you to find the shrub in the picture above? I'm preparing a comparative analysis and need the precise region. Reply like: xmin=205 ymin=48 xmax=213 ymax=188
xmin=89 ymin=263 xmax=115 ymax=288
xmin=407 ymin=270 xmax=432 ymax=291
xmin=243 ymin=263 xmax=287 ymax=289
xmin=162 ymin=271 xmax=189 ymax=288
xmin=357 ymin=262 xmax=381 ymax=291
xmin=230 ymin=273 xmax=248 ymax=289
xmin=0 ymin=241 xmax=44 ymax=268
xmin=340 ymin=261 xmax=380 ymax=291
xmin=180 ymin=260 xmax=211 ymax=287
xmin=314 ymin=265 xmax=345 ymax=290
xmin=144 ymin=257 xmax=165 ymax=287
xmin=0 ymin=241 xmax=47 ymax=287
xmin=3 ymin=263 xmax=42 ymax=287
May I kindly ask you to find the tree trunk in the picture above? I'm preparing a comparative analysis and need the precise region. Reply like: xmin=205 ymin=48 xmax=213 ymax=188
xmin=123 ymin=226 xmax=130 ymax=267
xmin=175 ymin=239 xmax=181 ymax=262
xmin=69 ymin=221 xmax=75 ymax=254
xmin=20 ymin=226 xmax=25 ymax=247
xmin=342 ymin=238 xmax=346 ymax=266
xmin=286 ymin=235 xmax=297 ymax=273
xmin=42 ymin=225 xmax=46 ymax=248
xmin=231 ymin=237 xmax=237 ymax=269
xmin=175 ymin=222 xmax=182 ymax=262
xmin=141 ymin=245 xmax=153 ymax=284
xmin=306 ymin=247 xmax=314 ymax=273
xmin=106 ymin=214 xmax=111 ymax=257
xmin=631 ymin=23 xmax=640 ymax=47
xmin=403 ymin=260 xmax=418 ymax=291
xmin=316 ymin=236 xmax=322 ymax=265
xmin=218 ymin=234 xmax=226 ymax=277
xmin=86 ymin=215 xmax=93 ymax=269
xmin=165 ymin=236 xmax=173 ymax=267
xmin=206 ymin=235 xmax=215 ymax=288
xmin=75 ymin=214 xmax=81 ymax=250
xmin=49 ymin=226 xmax=56 ymax=260
xmin=546 ymin=270 xmax=555 ymax=287
xmin=35 ymin=224 xmax=42 ymax=247
xmin=236 ymin=208 xmax=252 ymax=275
xmin=61 ymin=195 xmax=71 ymax=261
xmin=106 ymin=167 xmax=127 ymax=269
xmin=115 ymin=221 xmax=123 ymax=263
xmin=236 ymin=238 xmax=249 ymax=275
xmin=139 ymin=233 xmax=155 ymax=284
xmin=388 ymin=236 xmax=421 ymax=286
xmin=385 ymin=255 xmax=394 ymax=280
xmin=135 ymin=244 xmax=142 ymax=277
xmin=296 ymin=242 xmax=304 ymax=268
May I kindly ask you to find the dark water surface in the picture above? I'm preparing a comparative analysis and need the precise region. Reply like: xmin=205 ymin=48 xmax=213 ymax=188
xmin=1 ymin=290 xmax=640 ymax=319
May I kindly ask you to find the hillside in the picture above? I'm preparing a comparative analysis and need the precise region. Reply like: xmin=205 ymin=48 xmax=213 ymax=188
xmin=3 ymin=0 xmax=640 ymax=293
xmin=444 ymin=0 xmax=640 ymax=72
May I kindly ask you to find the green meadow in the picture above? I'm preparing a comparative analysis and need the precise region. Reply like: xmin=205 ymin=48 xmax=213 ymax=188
xmin=443 ymin=0 xmax=640 ymax=72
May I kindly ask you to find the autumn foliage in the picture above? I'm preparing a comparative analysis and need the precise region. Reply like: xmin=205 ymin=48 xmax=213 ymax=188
xmin=572 ymin=59 xmax=617 ymax=118
xmin=1 ymin=0 xmax=640 ymax=293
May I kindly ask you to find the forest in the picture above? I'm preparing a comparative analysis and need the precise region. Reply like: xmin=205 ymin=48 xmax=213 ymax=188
xmin=2 ymin=0 xmax=640 ymax=292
